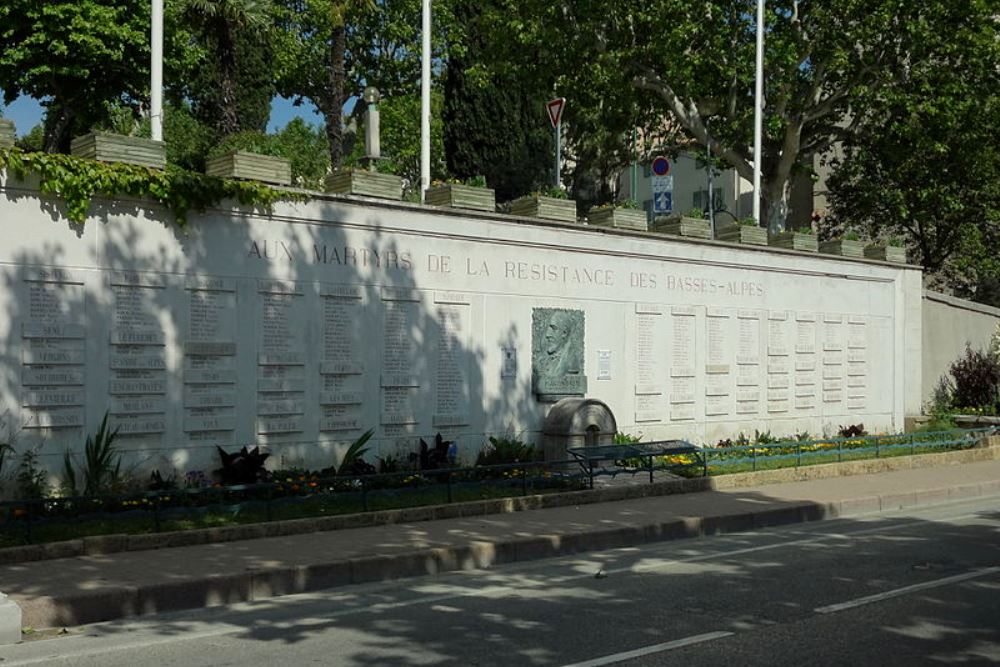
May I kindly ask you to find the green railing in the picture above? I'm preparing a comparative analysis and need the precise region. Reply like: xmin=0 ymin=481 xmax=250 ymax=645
xmin=0 ymin=427 xmax=994 ymax=547
xmin=639 ymin=427 xmax=998 ymax=478
xmin=0 ymin=459 xmax=589 ymax=546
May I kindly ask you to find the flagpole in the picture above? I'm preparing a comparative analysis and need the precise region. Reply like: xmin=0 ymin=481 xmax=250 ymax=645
xmin=420 ymin=0 xmax=431 ymax=201
xmin=752 ymin=0 xmax=764 ymax=226
xmin=150 ymin=0 xmax=163 ymax=141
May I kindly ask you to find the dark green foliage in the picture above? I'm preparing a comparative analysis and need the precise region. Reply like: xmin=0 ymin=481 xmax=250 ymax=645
xmin=182 ymin=0 xmax=275 ymax=136
xmin=15 ymin=124 xmax=44 ymax=152
xmin=0 ymin=0 xmax=151 ymax=152
xmin=377 ymin=454 xmax=402 ymax=474
xmin=16 ymin=449 xmax=48 ymax=499
xmin=215 ymin=445 xmax=270 ymax=485
xmin=612 ymin=432 xmax=641 ymax=445
xmin=475 ymin=436 xmax=538 ymax=467
xmin=334 ymin=428 xmax=375 ymax=476
xmin=443 ymin=1 xmax=553 ymax=202
xmin=211 ymin=120 xmax=330 ymax=189
xmin=0 ymin=147 xmax=303 ymax=225
xmin=949 ymin=345 xmax=1000 ymax=411
xmin=148 ymin=470 xmax=178 ymax=491
xmin=412 ymin=433 xmax=455 ymax=471
xmin=838 ymin=424 xmax=868 ymax=438
xmin=80 ymin=412 xmax=122 ymax=496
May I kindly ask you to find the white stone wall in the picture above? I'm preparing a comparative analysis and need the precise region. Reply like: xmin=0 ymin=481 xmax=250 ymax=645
xmin=922 ymin=291 xmax=1000 ymax=404
xmin=0 ymin=175 xmax=923 ymax=477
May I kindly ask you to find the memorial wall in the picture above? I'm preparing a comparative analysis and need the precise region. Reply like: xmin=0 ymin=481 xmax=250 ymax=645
xmin=0 ymin=177 xmax=923 ymax=474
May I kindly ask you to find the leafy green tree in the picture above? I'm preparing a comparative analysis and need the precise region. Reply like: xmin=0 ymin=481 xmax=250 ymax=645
xmin=207 ymin=118 xmax=330 ymax=187
xmin=0 ymin=0 xmax=150 ymax=152
xmin=182 ymin=0 xmax=274 ymax=136
xmin=481 ymin=0 xmax=992 ymax=227
xmin=272 ymin=0 xmax=377 ymax=169
xmin=442 ymin=0 xmax=552 ymax=202
xmin=826 ymin=1 xmax=1000 ymax=296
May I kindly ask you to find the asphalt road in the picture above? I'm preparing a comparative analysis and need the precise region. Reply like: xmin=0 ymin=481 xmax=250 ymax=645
xmin=3 ymin=495 xmax=999 ymax=667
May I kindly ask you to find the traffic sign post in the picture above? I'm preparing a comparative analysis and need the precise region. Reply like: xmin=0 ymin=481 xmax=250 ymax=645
xmin=547 ymin=98 xmax=566 ymax=188
xmin=651 ymin=156 xmax=673 ymax=215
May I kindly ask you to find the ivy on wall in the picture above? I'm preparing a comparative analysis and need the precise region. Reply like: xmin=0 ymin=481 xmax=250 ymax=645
xmin=0 ymin=148 xmax=308 ymax=226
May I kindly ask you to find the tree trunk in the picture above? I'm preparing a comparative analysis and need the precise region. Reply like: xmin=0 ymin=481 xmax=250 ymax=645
xmin=217 ymin=20 xmax=242 ymax=136
xmin=43 ymin=103 xmax=75 ymax=154
xmin=325 ymin=23 xmax=346 ymax=169
xmin=762 ymin=177 xmax=793 ymax=233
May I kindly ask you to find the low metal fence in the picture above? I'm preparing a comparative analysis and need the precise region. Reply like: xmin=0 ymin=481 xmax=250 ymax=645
xmin=0 ymin=427 xmax=994 ymax=546
xmin=0 ymin=459 xmax=589 ymax=545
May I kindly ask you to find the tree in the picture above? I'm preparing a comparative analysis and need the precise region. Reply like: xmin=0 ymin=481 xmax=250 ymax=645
xmin=483 ymin=0 xmax=985 ymax=227
xmin=0 ymin=1 xmax=150 ymax=152
xmin=273 ymin=0 xmax=378 ymax=169
xmin=442 ymin=0 xmax=553 ymax=202
xmin=826 ymin=1 xmax=1000 ymax=294
xmin=183 ymin=0 xmax=273 ymax=136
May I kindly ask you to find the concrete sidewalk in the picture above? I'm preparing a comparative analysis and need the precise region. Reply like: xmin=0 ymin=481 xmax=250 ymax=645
xmin=3 ymin=458 xmax=1000 ymax=631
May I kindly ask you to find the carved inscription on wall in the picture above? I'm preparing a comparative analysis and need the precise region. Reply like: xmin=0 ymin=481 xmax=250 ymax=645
xmin=108 ymin=272 xmax=167 ymax=436
xmin=433 ymin=292 xmax=471 ymax=427
xmin=670 ymin=307 xmax=697 ymax=421
xmin=846 ymin=315 xmax=868 ymax=411
xmin=705 ymin=308 xmax=733 ymax=417
xmin=381 ymin=288 xmax=421 ymax=425
xmin=21 ymin=270 xmax=86 ymax=429
xmin=766 ymin=311 xmax=791 ymax=413
xmin=794 ymin=313 xmax=818 ymax=412
xmin=320 ymin=284 xmax=365 ymax=433
xmin=735 ymin=310 xmax=761 ymax=414
xmin=633 ymin=303 xmax=665 ymax=423
xmin=822 ymin=314 xmax=846 ymax=406
xmin=184 ymin=278 xmax=237 ymax=440
xmin=257 ymin=280 xmax=306 ymax=436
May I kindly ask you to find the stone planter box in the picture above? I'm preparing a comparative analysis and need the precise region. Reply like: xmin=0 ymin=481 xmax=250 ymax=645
xmin=864 ymin=244 xmax=907 ymax=263
xmin=770 ymin=231 xmax=818 ymax=252
xmin=510 ymin=195 xmax=577 ymax=223
xmin=205 ymin=150 xmax=292 ymax=186
xmin=717 ymin=224 xmax=767 ymax=246
xmin=325 ymin=169 xmax=403 ymax=200
xmin=819 ymin=239 xmax=866 ymax=258
xmin=70 ymin=132 xmax=166 ymax=169
xmin=588 ymin=207 xmax=647 ymax=231
xmin=425 ymin=184 xmax=495 ymax=212
xmin=0 ymin=119 xmax=14 ymax=148
xmin=652 ymin=216 xmax=713 ymax=239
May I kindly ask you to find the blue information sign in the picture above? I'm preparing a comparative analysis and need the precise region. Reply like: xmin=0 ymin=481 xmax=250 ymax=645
xmin=654 ymin=190 xmax=673 ymax=214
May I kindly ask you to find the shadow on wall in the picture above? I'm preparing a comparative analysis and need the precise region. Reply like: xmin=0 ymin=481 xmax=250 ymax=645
xmin=0 ymin=176 xmax=541 ymax=493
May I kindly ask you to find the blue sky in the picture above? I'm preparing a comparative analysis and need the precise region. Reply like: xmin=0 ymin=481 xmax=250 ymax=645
xmin=1 ymin=94 xmax=326 ymax=136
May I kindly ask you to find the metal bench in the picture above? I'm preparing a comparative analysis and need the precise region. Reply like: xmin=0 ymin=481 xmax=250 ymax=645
xmin=566 ymin=439 xmax=700 ymax=487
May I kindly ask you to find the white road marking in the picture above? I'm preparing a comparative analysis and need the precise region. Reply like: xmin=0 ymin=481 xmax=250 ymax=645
xmin=814 ymin=566 xmax=1000 ymax=614
xmin=558 ymin=631 xmax=734 ymax=667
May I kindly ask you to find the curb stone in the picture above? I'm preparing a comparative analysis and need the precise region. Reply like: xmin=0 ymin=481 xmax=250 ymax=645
xmin=2 ymin=443 xmax=997 ymax=567
xmin=14 ymin=480 xmax=1000 ymax=630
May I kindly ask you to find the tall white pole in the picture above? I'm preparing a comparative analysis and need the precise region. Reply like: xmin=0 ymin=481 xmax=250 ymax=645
xmin=420 ymin=0 xmax=431 ymax=201
xmin=752 ymin=0 xmax=764 ymax=226
xmin=150 ymin=0 xmax=164 ymax=142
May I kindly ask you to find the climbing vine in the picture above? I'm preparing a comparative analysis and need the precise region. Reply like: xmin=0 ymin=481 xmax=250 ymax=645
xmin=0 ymin=148 xmax=309 ymax=226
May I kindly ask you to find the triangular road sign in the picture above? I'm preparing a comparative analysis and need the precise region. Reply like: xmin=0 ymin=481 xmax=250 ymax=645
xmin=546 ymin=98 xmax=566 ymax=128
